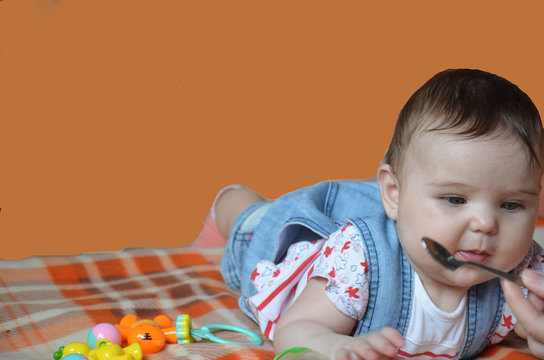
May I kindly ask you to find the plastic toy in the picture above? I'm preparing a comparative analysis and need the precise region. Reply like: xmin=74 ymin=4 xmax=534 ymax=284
xmin=115 ymin=314 xmax=262 ymax=354
xmin=175 ymin=314 xmax=263 ymax=345
xmin=273 ymin=347 xmax=328 ymax=360
xmin=115 ymin=315 xmax=167 ymax=354
xmin=52 ymin=339 xmax=142 ymax=360
xmin=61 ymin=354 xmax=88 ymax=360
xmin=88 ymin=339 xmax=142 ymax=360
xmin=53 ymin=343 xmax=91 ymax=360
xmin=87 ymin=323 xmax=122 ymax=346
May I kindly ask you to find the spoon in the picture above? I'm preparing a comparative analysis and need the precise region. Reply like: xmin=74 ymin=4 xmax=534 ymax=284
xmin=421 ymin=237 xmax=523 ymax=286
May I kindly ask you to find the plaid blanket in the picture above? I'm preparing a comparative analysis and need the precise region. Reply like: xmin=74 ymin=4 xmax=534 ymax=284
xmin=0 ymin=246 xmax=536 ymax=360
xmin=0 ymin=246 xmax=274 ymax=359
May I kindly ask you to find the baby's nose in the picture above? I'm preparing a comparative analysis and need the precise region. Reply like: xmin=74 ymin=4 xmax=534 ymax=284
xmin=469 ymin=209 xmax=498 ymax=235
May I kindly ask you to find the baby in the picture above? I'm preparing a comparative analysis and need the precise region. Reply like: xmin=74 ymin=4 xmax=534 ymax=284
xmin=194 ymin=69 xmax=544 ymax=359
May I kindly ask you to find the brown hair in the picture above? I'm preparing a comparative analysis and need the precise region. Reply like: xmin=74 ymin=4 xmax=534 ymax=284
xmin=384 ymin=69 xmax=543 ymax=171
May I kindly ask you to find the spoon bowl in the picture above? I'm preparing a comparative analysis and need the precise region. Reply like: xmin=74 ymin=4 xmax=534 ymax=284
xmin=421 ymin=237 xmax=522 ymax=286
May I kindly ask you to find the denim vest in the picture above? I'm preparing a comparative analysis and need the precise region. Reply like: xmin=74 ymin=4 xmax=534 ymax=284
xmin=228 ymin=180 xmax=505 ymax=359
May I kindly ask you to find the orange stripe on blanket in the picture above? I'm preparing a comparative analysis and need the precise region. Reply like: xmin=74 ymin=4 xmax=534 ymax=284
xmin=134 ymin=255 xmax=165 ymax=274
xmin=95 ymin=258 xmax=129 ymax=278
xmin=178 ymin=297 xmax=239 ymax=319
xmin=59 ymin=288 xmax=102 ymax=302
xmin=480 ymin=345 xmax=537 ymax=360
xmin=47 ymin=262 xmax=90 ymax=285
xmin=180 ymin=300 xmax=215 ymax=317
xmin=169 ymin=252 xmax=211 ymax=267
xmin=194 ymin=269 xmax=226 ymax=282
xmin=46 ymin=262 xmax=120 ymax=324
xmin=500 ymin=351 xmax=539 ymax=360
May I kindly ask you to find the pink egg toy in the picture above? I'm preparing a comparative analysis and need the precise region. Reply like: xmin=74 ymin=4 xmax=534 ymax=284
xmin=87 ymin=323 xmax=122 ymax=347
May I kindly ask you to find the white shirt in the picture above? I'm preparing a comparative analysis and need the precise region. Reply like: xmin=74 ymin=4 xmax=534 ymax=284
xmin=399 ymin=273 xmax=466 ymax=359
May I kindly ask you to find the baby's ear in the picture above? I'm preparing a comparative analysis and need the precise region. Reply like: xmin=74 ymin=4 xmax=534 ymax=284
xmin=377 ymin=164 xmax=400 ymax=222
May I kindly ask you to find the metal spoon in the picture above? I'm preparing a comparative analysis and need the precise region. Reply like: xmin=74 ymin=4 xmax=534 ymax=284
xmin=421 ymin=237 xmax=523 ymax=286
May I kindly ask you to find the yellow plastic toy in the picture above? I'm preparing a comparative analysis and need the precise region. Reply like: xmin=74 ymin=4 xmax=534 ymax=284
xmin=57 ymin=342 xmax=91 ymax=358
xmin=56 ymin=339 xmax=142 ymax=360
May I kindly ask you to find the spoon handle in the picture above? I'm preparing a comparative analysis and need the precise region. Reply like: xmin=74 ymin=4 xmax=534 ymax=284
xmin=463 ymin=261 xmax=523 ymax=286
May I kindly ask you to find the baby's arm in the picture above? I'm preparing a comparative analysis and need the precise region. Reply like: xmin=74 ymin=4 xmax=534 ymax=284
xmin=274 ymin=277 xmax=405 ymax=360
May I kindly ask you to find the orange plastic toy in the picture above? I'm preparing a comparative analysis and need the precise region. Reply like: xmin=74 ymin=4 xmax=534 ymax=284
xmin=115 ymin=313 xmax=261 ymax=354
xmin=115 ymin=314 xmax=172 ymax=354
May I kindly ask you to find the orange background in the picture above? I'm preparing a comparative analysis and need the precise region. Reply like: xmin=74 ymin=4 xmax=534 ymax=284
xmin=1 ymin=1 xmax=543 ymax=259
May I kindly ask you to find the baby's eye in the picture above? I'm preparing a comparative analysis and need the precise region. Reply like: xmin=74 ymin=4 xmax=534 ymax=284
xmin=443 ymin=197 xmax=466 ymax=205
xmin=501 ymin=202 xmax=523 ymax=211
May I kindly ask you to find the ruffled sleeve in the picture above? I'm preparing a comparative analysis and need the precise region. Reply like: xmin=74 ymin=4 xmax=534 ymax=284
xmin=247 ymin=238 xmax=324 ymax=339
xmin=311 ymin=223 xmax=370 ymax=320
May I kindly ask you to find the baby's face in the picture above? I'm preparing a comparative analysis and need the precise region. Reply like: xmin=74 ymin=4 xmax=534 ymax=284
xmin=394 ymin=131 xmax=541 ymax=302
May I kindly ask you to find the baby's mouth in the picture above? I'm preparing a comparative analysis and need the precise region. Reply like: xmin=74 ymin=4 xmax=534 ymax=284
xmin=456 ymin=250 xmax=489 ymax=264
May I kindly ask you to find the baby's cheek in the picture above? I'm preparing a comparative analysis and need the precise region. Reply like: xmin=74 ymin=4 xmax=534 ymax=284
xmin=499 ymin=242 xmax=531 ymax=271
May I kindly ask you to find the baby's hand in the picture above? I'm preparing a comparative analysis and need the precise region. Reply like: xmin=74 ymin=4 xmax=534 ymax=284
xmin=333 ymin=327 xmax=405 ymax=360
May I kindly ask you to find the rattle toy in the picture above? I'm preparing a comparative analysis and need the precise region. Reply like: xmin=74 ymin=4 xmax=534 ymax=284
xmin=115 ymin=314 xmax=262 ymax=354
xmin=87 ymin=323 xmax=122 ymax=347
xmin=52 ymin=339 xmax=142 ymax=360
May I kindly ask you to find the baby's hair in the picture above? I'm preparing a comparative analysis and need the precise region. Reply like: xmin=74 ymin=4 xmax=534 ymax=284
xmin=384 ymin=69 xmax=543 ymax=171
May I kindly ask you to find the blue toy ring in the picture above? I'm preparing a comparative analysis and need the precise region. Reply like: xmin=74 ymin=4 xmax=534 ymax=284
xmin=176 ymin=315 xmax=262 ymax=345
xmin=190 ymin=324 xmax=263 ymax=345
